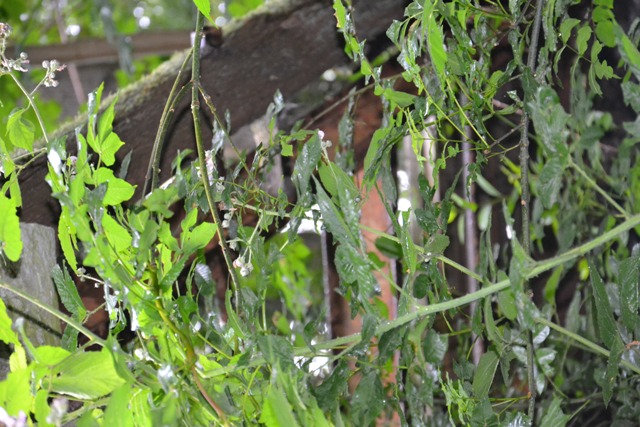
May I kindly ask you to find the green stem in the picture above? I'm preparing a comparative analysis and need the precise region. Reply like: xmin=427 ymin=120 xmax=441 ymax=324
xmin=535 ymin=317 xmax=640 ymax=376
xmin=203 ymin=214 xmax=640 ymax=378
xmin=9 ymin=73 xmax=49 ymax=145
xmin=190 ymin=14 xmax=240 ymax=308
xmin=0 ymin=282 xmax=104 ymax=347
xmin=569 ymin=158 xmax=629 ymax=219
xmin=143 ymin=50 xmax=194 ymax=196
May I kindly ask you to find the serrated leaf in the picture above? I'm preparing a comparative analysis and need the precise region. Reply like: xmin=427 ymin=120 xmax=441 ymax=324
xmin=257 ymin=335 xmax=295 ymax=372
xmin=6 ymin=108 xmax=35 ymax=152
xmin=619 ymin=256 xmax=640 ymax=332
xmin=293 ymin=134 xmax=321 ymax=198
xmin=559 ymin=18 xmax=580 ymax=44
xmin=576 ymin=25 xmax=592 ymax=55
xmin=0 ymin=194 xmax=22 ymax=261
xmin=472 ymin=350 xmax=499 ymax=399
xmin=539 ymin=156 xmax=564 ymax=209
xmin=315 ymin=179 xmax=355 ymax=245
xmin=589 ymin=259 xmax=619 ymax=349
xmin=351 ymin=370 xmax=384 ymax=426
xmin=539 ymin=396 xmax=571 ymax=427
xmin=52 ymin=264 xmax=86 ymax=319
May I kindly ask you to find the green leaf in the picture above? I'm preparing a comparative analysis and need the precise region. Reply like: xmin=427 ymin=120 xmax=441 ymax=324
xmin=102 ymin=213 xmax=132 ymax=254
xmin=333 ymin=0 xmax=347 ymax=29
xmin=0 ymin=194 xmax=22 ymax=261
xmin=192 ymin=0 xmax=215 ymax=24
xmin=425 ymin=10 xmax=447 ymax=84
xmin=292 ymin=133 xmax=321 ymax=198
xmin=381 ymin=88 xmax=415 ymax=108
xmin=351 ymin=370 xmax=384 ymax=426
xmin=539 ymin=396 xmax=571 ymax=427
xmin=182 ymin=221 xmax=217 ymax=255
xmin=94 ymin=168 xmax=135 ymax=206
xmin=260 ymin=386 xmax=300 ymax=427
xmin=576 ymin=25 xmax=592 ymax=56
xmin=424 ymin=233 xmax=449 ymax=257
xmin=257 ymin=335 xmax=295 ymax=372
xmin=589 ymin=259 xmax=619 ymax=349
xmin=52 ymin=264 xmax=87 ymax=319
xmin=604 ymin=338 xmax=624 ymax=406
xmin=619 ymin=256 xmax=640 ymax=332
xmin=539 ymin=156 xmax=564 ymax=209
xmin=527 ymin=86 xmax=569 ymax=157
xmin=6 ymin=107 xmax=35 ymax=152
xmin=49 ymin=349 xmax=126 ymax=399
xmin=315 ymin=180 xmax=354 ymax=246
xmin=472 ymin=350 xmax=499 ymax=399
xmin=0 ymin=298 xmax=19 ymax=345
xmin=103 ymin=383 xmax=135 ymax=427
xmin=559 ymin=18 xmax=580 ymax=44
xmin=422 ymin=329 xmax=448 ymax=364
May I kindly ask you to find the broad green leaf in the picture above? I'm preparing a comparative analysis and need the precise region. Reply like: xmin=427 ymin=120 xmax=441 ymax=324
xmin=102 ymin=214 xmax=132 ymax=254
xmin=619 ymin=256 xmax=640 ymax=333
xmin=472 ymin=350 xmax=499 ymax=399
xmin=192 ymin=0 xmax=212 ymax=22
xmin=103 ymin=383 xmax=134 ymax=427
xmin=182 ymin=221 xmax=217 ymax=255
xmin=334 ymin=243 xmax=377 ymax=300
xmin=539 ymin=156 xmax=564 ymax=209
xmin=315 ymin=179 xmax=354 ymax=245
xmin=6 ymin=107 xmax=35 ymax=152
xmin=95 ymin=168 xmax=135 ymax=206
xmin=576 ymin=25 xmax=592 ymax=56
xmin=382 ymin=88 xmax=415 ymax=108
xmin=58 ymin=210 xmax=79 ymax=273
xmin=527 ymin=86 xmax=569 ymax=157
xmin=539 ymin=396 xmax=571 ymax=427
xmin=0 ymin=367 xmax=31 ymax=416
xmin=98 ymin=96 xmax=116 ymax=142
xmin=604 ymin=338 xmax=624 ymax=406
xmin=292 ymin=133 xmax=321 ymax=198
xmin=559 ymin=18 xmax=580 ymax=44
xmin=99 ymin=132 xmax=125 ymax=167
xmin=52 ymin=264 xmax=86 ymax=319
xmin=257 ymin=335 xmax=295 ymax=372
xmin=424 ymin=233 xmax=449 ymax=257
xmin=0 ymin=298 xmax=19 ymax=345
xmin=314 ymin=359 xmax=349 ymax=413
xmin=378 ymin=326 xmax=406 ymax=363
xmin=589 ymin=259 xmax=619 ymax=349
xmin=49 ymin=349 xmax=126 ymax=399
xmin=32 ymin=346 xmax=71 ymax=366
xmin=422 ymin=329 xmax=448 ymax=364
xmin=0 ymin=193 xmax=22 ymax=261
xmin=374 ymin=236 xmax=402 ymax=259
xmin=351 ymin=370 xmax=384 ymax=426
xmin=260 ymin=386 xmax=300 ymax=427
xmin=425 ymin=11 xmax=447 ymax=83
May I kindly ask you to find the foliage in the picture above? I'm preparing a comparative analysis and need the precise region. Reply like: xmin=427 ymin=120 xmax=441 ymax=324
xmin=1 ymin=0 xmax=640 ymax=426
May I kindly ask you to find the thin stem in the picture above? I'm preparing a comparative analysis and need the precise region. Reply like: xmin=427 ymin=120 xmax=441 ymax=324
xmin=190 ymin=13 xmax=240 ymax=311
xmin=203 ymin=213 xmax=640 ymax=377
xmin=8 ymin=73 xmax=49 ymax=145
xmin=0 ymin=282 xmax=104 ymax=346
xmin=570 ymin=158 xmax=629 ymax=219
xmin=519 ymin=0 xmax=545 ymax=419
xmin=143 ymin=49 xmax=194 ymax=196
xmin=535 ymin=317 xmax=640 ymax=376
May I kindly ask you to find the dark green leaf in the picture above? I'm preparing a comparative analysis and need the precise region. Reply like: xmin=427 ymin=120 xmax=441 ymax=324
xmin=589 ymin=259 xmax=619 ymax=349
xmin=539 ymin=396 xmax=571 ymax=427
xmin=619 ymin=256 xmax=640 ymax=332
xmin=472 ymin=350 xmax=499 ymax=399
xmin=539 ymin=157 xmax=564 ymax=209
xmin=293 ymin=133 xmax=321 ymax=198
xmin=351 ymin=370 xmax=384 ymax=426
